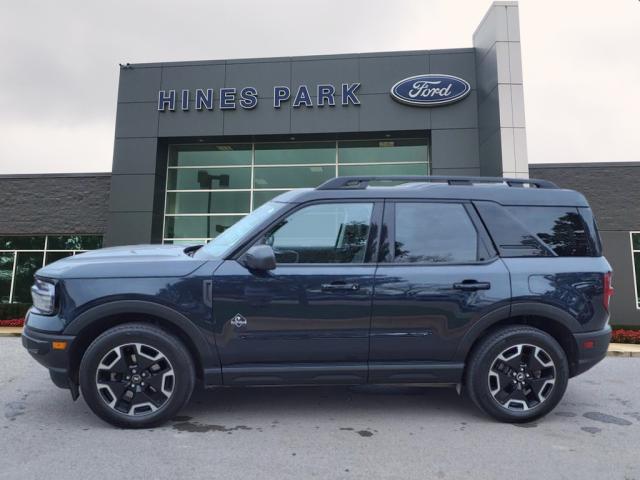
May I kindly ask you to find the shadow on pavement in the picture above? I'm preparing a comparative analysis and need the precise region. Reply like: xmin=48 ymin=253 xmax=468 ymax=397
xmin=179 ymin=384 xmax=483 ymax=422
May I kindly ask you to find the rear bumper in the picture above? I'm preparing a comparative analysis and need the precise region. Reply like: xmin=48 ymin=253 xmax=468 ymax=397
xmin=571 ymin=325 xmax=611 ymax=377
xmin=21 ymin=325 xmax=76 ymax=390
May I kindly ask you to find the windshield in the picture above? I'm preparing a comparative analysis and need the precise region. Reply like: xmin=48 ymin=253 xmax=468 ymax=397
xmin=194 ymin=201 xmax=287 ymax=259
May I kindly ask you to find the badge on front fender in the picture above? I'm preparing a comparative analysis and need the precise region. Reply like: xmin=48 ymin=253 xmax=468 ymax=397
xmin=230 ymin=314 xmax=248 ymax=328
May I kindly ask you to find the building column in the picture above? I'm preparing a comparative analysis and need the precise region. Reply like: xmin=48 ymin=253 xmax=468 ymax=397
xmin=474 ymin=1 xmax=528 ymax=178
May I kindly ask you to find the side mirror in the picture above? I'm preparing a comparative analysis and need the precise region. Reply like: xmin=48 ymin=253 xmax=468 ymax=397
xmin=242 ymin=245 xmax=276 ymax=271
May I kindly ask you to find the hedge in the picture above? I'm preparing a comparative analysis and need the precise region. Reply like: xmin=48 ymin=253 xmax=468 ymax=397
xmin=611 ymin=329 xmax=640 ymax=344
xmin=0 ymin=318 xmax=24 ymax=327
xmin=0 ymin=303 xmax=31 ymax=320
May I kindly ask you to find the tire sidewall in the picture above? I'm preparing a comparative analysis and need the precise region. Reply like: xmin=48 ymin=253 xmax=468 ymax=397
xmin=469 ymin=329 xmax=569 ymax=423
xmin=79 ymin=325 xmax=194 ymax=428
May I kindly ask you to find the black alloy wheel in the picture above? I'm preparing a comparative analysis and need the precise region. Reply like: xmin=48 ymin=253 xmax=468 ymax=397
xmin=80 ymin=323 xmax=195 ymax=428
xmin=465 ymin=325 xmax=569 ymax=423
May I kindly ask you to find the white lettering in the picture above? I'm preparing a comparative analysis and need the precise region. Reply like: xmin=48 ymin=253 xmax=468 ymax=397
xmin=408 ymin=81 xmax=453 ymax=99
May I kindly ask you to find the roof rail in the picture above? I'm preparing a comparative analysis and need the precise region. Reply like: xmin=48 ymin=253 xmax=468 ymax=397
xmin=316 ymin=175 xmax=558 ymax=190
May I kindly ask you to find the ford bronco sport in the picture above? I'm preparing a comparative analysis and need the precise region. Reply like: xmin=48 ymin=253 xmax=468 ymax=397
xmin=22 ymin=176 xmax=612 ymax=428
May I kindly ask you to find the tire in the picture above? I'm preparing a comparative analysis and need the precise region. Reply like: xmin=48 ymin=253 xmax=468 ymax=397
xmin=79 ymin=323 xmax=195 ymax=428
xmin=465 ymin=325 xmax=569 ymax=423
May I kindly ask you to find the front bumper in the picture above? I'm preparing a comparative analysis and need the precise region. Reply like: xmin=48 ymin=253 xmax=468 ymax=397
xmin=21 ymin=324 xmax=76 ymax=392
xmin=571 ymin=325 xmax=611 ymax=377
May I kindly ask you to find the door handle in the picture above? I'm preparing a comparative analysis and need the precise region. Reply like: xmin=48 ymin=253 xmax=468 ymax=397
xmin=453 ymin=280 xmax=491 ymax=291
xmin=321 ymin=282 xmax=360 ymax=291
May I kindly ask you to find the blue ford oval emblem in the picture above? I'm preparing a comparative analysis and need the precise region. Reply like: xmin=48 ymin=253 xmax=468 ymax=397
xmin=390 ymin=74 xmax=471 ymax=106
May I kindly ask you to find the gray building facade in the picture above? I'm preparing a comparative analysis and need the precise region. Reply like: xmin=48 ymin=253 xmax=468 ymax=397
xmin=106 ymin=1 xmax=527 ymax=246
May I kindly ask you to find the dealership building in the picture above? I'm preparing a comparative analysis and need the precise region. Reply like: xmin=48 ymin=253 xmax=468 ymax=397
xmin=1 ymin=1 xmax=639 ymax=326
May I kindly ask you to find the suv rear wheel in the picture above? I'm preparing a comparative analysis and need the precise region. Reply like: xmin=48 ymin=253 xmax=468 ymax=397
xmin=79 ymin=323 xmax=195 ymax=428
xmin=465 ymin=325 xmax=569 ymax=423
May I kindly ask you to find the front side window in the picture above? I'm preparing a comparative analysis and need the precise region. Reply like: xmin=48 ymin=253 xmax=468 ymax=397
xmin=393 ymin=202 xmax=479 ymax=263
xmin=266 ymin=203 xmax=374 ymax=264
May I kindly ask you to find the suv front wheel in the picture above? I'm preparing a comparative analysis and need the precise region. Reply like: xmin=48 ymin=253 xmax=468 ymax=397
xmin=79 ymin=323 xmax=195 ymax=428
xmin=465 ymin=325 xmax=569 ymax=423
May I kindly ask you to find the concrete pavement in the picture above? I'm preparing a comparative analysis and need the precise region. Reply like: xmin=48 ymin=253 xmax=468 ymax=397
xmin=1 ymin=337 xmax=639 ymax=479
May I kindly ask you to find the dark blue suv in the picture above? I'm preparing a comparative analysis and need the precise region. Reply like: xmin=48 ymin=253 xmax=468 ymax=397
xmin=22 ymin=176 xmax=613 ymax=428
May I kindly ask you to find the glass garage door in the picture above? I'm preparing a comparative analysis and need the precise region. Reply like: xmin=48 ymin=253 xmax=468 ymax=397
xmin=163 ymin=137 xmax=429 ymax=244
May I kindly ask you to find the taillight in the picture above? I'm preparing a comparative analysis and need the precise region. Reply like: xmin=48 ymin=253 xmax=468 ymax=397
xmin=603 ymin=272 xmax=614 ymax=310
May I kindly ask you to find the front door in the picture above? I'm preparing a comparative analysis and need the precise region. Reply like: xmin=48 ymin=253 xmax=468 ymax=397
xmin=212 ymin=201 xmax=381 ymax=385
xmin=369 ymin=200 xmax=511 ymax=383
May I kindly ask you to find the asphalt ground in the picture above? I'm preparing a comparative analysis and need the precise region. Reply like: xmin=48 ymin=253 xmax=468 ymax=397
xmin=1 ymin=337 xmax=639 ymax=480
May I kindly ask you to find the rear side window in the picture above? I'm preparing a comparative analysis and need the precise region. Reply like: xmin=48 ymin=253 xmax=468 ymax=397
xmin=474 ymin=202 xmax=551 ymax=257
xmin=393 ymin=202 xmax=481 ymax=263
xmin=506 ymin=206 xmax=593 ymax=257
xmin=475 ymin=201 xmax=599 ymax=257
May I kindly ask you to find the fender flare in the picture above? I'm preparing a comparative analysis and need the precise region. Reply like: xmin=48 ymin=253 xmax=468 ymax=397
xmin=64 ymin=300 xmax=221 ymax=385
xmin=453 ymin=302 xmax=583 ymax=362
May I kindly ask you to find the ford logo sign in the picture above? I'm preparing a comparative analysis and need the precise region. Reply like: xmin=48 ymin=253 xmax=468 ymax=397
xmin=390 ymin=74 xmax=471 ymax=107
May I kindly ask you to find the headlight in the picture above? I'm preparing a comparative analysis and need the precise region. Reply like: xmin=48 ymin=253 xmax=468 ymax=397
xmin=31 ymin=278 xmax=56 ymax=315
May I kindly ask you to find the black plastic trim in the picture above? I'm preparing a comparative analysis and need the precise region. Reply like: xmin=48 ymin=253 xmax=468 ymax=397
xmin=572 ymin=325 xmax=611 ymax=377
xmin=63 ymin=300 xmax=222 ymax=386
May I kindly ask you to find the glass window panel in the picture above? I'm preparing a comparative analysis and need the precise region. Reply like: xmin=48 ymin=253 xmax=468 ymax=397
xmin=169 ymin=144 xmax=252 ymax=167
xmin=0 ymin=236 xmax=45 ymax=250
xmin=475 ymin=202 xmax=550 ymax=257
xmin=266 ymin=203 xmax=373 ymax=264
xmin=165 ymin=215 xmax=246 ymax=239
xmin=163 ymin=239 xmax=207 ymax=245
xmin=0 ymin=252 xmax=15 ymax=303
xmin=47 ymin=235 xmax=103 ymax=250
xmin=255 ymin=142 xmax=335 ymax=165
xmin=166 ymin=192 xmax=250 ymax=215
xmin=12 ymin=252 xmax=44 ymax=303
xmin=394 ymin=203 xmax=478 ymax=263
xmin=45 ymin=251 xmax=74 ymax=265
xmin=253 ymin=190 xmax=286 ymax=208
xmin=338 ymin=162 xmax=428 ymax=177
xmin=633 ymin=233 xmax=640 ymax=251
xmin=635 ymin=252 xmax=640 ymax=307
xmin=254 ymin=166 xmax=334 ymax=189
xmin=167 ymin=167 xmax=251 ymax=190
xmin=507 ymin=206 xmax=591 ymax=257
xmin=338 ymin=138 xmax=428 ymax=164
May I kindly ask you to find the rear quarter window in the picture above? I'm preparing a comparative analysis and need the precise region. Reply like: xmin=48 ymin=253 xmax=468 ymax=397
xmin=506 ymin=206 xmax=594 ymax=257
xmin=474 ymin=202 xmax=600 ymax=257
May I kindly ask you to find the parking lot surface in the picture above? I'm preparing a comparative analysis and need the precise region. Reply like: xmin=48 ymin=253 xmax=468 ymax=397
xmin=1 ymin=337 xmax=639 ymax=480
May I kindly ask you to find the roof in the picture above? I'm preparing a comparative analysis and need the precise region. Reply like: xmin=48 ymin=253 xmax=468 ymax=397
xmin=0 ymin=172 xmax=110 ymax=179
xmin=0 ymin=173 xmax=111 ymax=235
xmin=530 ymin=162 xmax=640 ymax=169
xmin=530 ymin=162 xmax=640 ymax=231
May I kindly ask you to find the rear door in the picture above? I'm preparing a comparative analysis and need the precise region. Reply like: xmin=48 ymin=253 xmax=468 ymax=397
xmin=369 ymin=200 xmax=511 ymax=383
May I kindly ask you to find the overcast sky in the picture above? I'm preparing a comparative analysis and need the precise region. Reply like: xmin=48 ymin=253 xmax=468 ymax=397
xmin=0 ymin=0 xmax=638 ymax=174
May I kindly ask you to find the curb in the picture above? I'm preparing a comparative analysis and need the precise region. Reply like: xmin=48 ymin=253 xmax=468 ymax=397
xmin=0 ymin=327 xmax=23 ymax=337
xmin=607 ymin=343 xmax=640 ymax=358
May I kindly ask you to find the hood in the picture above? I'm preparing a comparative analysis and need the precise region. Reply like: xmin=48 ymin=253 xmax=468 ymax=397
xmin=37 ymin=244 xmax=208 ymax=279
